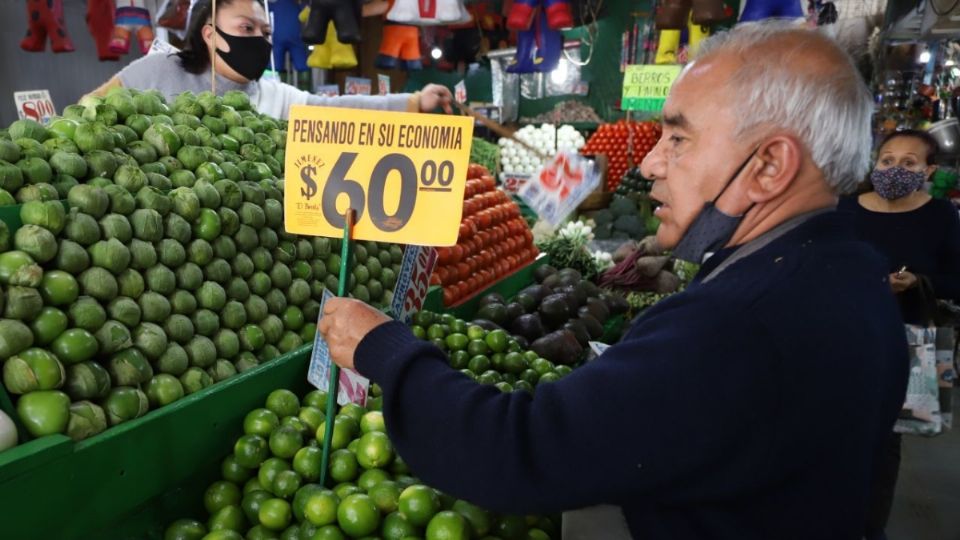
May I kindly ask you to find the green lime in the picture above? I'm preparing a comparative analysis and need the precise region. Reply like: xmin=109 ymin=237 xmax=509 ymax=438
xmin=495 ymin=515 xmax=529 ymax=539
xmin=338 ymin=403 xmax=365 ymax=424
xmin=281 ymin=306 xmax=304 ymax=331
xmin=495 ymin=382 xmax=514 ymax=393
xmin=445 ymin=333 xmax=468 ymax=351
xmin=272 ymin=470 xmax=302 ymax=499
xmin=555 ymin=365 xmax=573 ymax=377
xmin=310 ymin=525 xmax=346 ymax=540
xmin=531 ymin=358 xmax=553 ymax=376
xmin=329 ymin=448 xmax=359 ymax=483
xmin=426 ymin=510 xmax=469 ymax=540
xmin=467 ymin=339 xmax=489 ymax=356
xmin=426 ymin=324 xmax=446 ymax=341
xmin=398 ymin=484 xmax=440 ymax=527
xmin=357 ymin=468 xmax=390 ymax=491
xmin=527 ymin=528 xmax=551 ymax=540
xmin=298 ymin=406 xmax=325 ymax=433
xmin=292 ymin=483 xmax=324 ymax=522
xmin=303 ymin=489 xmax=340 ymax=527
xmin=336 ymin=493 xmax=380 ymax=538
xmin=316 ymin=415 xmax=358 ymax=451
xmin=467 ymin=355 xmax=491 ymax=373
xmin=258 ymin=457 xmax=292 ymax=494
xmin=520 ymin=369 xmax=539 ymax=386
xmin=503 ymin=352 xmax=527 ymax=374
xmin=452 ymin=499 xmax=491 ymax=537
xmin=466 ymin=325 xmax=486 ymax=341
xmin=163 ymin=518 xmax=206 ymax=540
xmin=381 ymin=511 xmax=420 ymax=540
xmin=389 ymin=455 xmax=410 ymax=475
xmin=477 ymin=370 xmax=500 ymax=385
xmin=204 ymin=482 xmax=242 ymax=516
xmin=293 ymin=446 xmax=323 ymax=482
xmin=333 ymin=482 xmax=361 ymax=499
xmin=514 ymin=380 xmax=534 ymax=393
xmin=538 ymin=372 xmax=560 ymax=384
xmin=359 ymin=410 xmax=385 ymax=434
xmin=411 ymin=325 xmax=426 ymax=339
xmin=221 ymin=454 xmax=253 ymax=484
xmin=491 ymin=353 xmax=506 ymax=371
xmin=523 ymin=350 xmax=539 ymax=362
xmin=266 ymin=389 xmax=300 ymax=418
xmin=234 ymin=434 xmax=269 ymax=469
xmin=269 ymin=425 xmax=304 ymax=459
xmin=207 ymin=504 xmax=245 ymax=533
xmin=450 ymin=319 xmax=468 ymax=334
xmin=303 ymin=390 xmax=328 ymax=409
xmin=367 ymin=479 xmax=401 ymax=514
xmin=449 ymin=350 xmax=469 ymax=370
xmin=413 ymin=310 xmax=435 ymax=327
xmin=485 ymin=329 xmax=508 ymax=353
xmin=241 ymin=489 xmax=272 ymax=524
xmin=244 ymin=525 xmax=280 ymax=540
xmin=258 ymin=498 xmax=292 ymax=531
xmin=355 ymin=431 xmax=394 ymax=469
xmin=244 ymin=477 xmax=267 ymax=494
xmin=244 ymin=408 xmax=280 ymax=437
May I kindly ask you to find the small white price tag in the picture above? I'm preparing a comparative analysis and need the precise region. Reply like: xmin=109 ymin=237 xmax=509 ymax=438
xmin=13 ymin=90 xmax=55 ymax=124
xmin=390 ymin=245 xmax=438 ymax=324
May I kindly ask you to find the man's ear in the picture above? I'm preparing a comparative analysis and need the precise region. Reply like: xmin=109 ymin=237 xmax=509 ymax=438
xmin=747 ymin=135 xmax=802 ymax=203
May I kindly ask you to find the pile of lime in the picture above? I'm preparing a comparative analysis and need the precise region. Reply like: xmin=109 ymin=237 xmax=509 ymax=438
xmin=408 ymin=311 xmax=572 ymax=393
xmin=164 ymin=389 xmax=559 ymax=540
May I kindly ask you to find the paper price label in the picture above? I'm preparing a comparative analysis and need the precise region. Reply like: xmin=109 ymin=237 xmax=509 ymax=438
xmin=307 ymin=288 xmax=369 ymax=406
xmin=14 ymin=90 xmax=55 ymax=124
xmin=284 ymin=106 xmax=474 ymax=245
xmin=390 ymin=245 xmax=438 ymax=324
xmin=378 ymin=74 xmax=391 ymax=95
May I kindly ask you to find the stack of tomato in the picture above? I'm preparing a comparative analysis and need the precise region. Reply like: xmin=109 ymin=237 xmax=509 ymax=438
xmin=431 ymin=164 xmax=539 ymax=306
xmin=580 ymin=120 xmax=662 ymax=191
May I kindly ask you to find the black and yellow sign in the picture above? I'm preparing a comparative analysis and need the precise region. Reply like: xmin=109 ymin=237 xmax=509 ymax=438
xmin=284 ymin=106 xmax=474 ymax=246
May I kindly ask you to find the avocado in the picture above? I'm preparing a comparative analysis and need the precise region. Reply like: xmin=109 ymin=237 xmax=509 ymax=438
xmin=514 ymin=292 xmax=538 ymax=313
xmin=511 ymin=313 xmax=545 ymax=342
xmin=602 ymin=292 xmax=630 ymax=315
xmin=542 ymin=273 xmax=562 ymax=289
xmin=558 ymin=268 xmax=582 ymax=282
xmin=579 ymin=314 xmax=604 ymax=340
xmin=511 ymin=334 xmax=529 ymax=349
xmin=580 ymin=297 xmax=610 ymax=323
xmin=478 ymin=292 xmax=505 ymax=307
xmin=504 ymin=302 xmax=525 ymax=322
xmin=476 ymin=303 xmax=508 ymax=325
xmin=531 ymin=329 xmax=584 ymax=366
xmin=539 ymin=293 xmax=574 ymax=329
xmin=533 ymin=264 xmax=558 ymax=283
xmin=519 ymin=284 xmax=550 ymax=304
xmin=564 ymin=319 xmax=590 ymax=347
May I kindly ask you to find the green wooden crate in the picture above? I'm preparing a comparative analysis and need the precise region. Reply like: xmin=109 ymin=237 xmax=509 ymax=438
xmin=0 ymin=344 xmax=313 ymax=540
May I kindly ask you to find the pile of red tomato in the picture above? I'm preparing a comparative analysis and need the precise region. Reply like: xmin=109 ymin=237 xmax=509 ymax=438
xmin=580 ymin=120 xmax=662 ymax=191
xmin=431 ymin=164 xmax=539 ymax=306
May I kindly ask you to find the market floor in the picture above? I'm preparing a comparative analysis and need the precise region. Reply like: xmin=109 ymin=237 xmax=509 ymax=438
xmin=887 ymin=389 xmax=960 ymax=540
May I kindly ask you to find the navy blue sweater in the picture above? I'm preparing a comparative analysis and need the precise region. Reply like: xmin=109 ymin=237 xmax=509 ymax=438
xmin=355 ymin=211 xmax=909 ymax=540
xmin=839 ymin=197 xmax=960 ymax=324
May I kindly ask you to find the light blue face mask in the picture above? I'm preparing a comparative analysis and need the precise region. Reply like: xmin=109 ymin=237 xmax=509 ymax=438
xmin=671 ymin=149 xmax=758 ymax=263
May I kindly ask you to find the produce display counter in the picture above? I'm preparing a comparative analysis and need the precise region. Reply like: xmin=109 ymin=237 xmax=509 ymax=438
xmin=0 ymin=343 xmax=312 ymax=540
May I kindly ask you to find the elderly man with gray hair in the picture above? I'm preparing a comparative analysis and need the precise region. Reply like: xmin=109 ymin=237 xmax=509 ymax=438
xmin=316 ymin=21 xmax=910 ymax=540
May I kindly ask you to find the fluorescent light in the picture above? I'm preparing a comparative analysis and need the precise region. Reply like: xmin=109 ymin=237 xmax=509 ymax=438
xmin=948 ymin=59 xmax=956 ymax=66
xmin=919 ymin=50 xmax=931 ymax=63
xmin=430 ymin=46 xmax=442 ymax=60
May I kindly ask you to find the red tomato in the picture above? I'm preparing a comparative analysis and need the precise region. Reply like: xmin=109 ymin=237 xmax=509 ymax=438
xmin=443 ymin=288 xmax=456 ymax=306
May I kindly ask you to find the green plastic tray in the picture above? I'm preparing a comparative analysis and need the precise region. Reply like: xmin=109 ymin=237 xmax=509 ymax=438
xmin=0 ymin=343 xmax=313 ymax=540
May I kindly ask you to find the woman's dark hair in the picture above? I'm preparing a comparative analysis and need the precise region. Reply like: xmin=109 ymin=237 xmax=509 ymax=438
xmin=879 ymin=129 xmax=940 ymax=165
xmin=177 ymin=0 xmax=264 ymax=74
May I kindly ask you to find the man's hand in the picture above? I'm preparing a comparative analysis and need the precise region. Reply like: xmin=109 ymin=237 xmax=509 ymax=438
xmin=317 ymin=298 xmax=392 ymax=370
xmin=889 ymin=271 xmax=918 ymax=294
xmin=419 ymin=84 xmax=454 ymax=114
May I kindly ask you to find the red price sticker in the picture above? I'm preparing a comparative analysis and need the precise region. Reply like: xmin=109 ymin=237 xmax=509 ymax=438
xmin=391 ymin=245 xmax=438 ymax=323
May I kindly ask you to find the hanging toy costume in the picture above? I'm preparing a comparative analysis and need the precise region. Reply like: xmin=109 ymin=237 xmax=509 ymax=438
xmin=301 ymin=0 xmax=363 ymax=44
xmin=376 ymin=0 xmax=470 ymax=70
xmin=268 ymin=0 xmax=310 ymax=74
xmin=109 ymin=0 xmax=155 ymax=55
xmin=20 ymin=0 xmax=75 ymax=53
xmin=653 ymin=0 xmax=728 ymax=64
xmin=87 ymin=0 xmax=119 ymax=61
xmin=504 ymin=0 xmax=573 ymax=73
xmin=299 ymin=7 xmax=358 ymax=69
xmin=506 ymin=0 xmax=573 ymax=32
xmin=739 ymin=0 xmax=804 ymax=21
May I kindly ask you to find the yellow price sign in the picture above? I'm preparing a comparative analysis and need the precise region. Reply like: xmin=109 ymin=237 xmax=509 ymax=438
xmin=284 ymin=106 xmax=474 ymax=246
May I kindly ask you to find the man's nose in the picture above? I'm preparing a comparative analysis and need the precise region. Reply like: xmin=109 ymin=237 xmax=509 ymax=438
xmin=640 ymin=137 xmax=667 ymax=181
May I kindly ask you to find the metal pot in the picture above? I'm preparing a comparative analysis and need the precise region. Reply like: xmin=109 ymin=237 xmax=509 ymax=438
xmin=928 ymin=118 xmax=960 ymax=157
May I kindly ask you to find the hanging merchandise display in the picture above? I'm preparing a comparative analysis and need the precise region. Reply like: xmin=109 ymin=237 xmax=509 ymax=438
xmin=268 ymin=0 xmax=310 ymax=74
xmin=302 ymin=0 xmax=362 ymax=44
xmin=20 ymin=0 xmax=75 ymax=53
xmin=87 ymin=0 xmax=120 ymax=62
xmin=301 ymin=16 xmax=358 ymax=69
xmin=386 ymin=0 xmax=471 ymax=25
xmin=738 ymin=0 xmax=804 ymax=21
xmin=157 ymin=0 xmax=193 ymax=31
xmin=376 ymin=23 xmax=423 ymax=70
xmin=652 ymin=0 xmax=733 ymax=64
xmin=507 ymin=9 xmax=562 ymax=73
xmin=109 ymin=0 xmax=155 ymax=56
xmin=506 ymin=0 xmax=575 ymax=31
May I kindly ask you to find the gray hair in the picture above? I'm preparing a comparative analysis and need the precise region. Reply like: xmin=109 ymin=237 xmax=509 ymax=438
xmin=696 ymin=21 xmax=874 ymax=194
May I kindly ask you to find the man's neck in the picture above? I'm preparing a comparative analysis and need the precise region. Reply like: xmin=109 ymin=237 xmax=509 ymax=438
xmin=726 ymin=186 xmax=838 ymax=248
